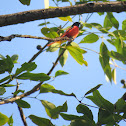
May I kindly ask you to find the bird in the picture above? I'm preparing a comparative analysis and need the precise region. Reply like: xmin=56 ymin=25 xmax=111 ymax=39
xmin=47 ymin=22 xmax=80 ymax=46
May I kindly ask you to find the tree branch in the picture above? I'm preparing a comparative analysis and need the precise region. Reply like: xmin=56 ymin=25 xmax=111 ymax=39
xmin=0 ymin=1 xmax=126 ymax=27
xmin=0 ymin=36 xmax=68 ymax=86
xmin=0 ymin=41 xmax=72 ymax=105
xmin=13 ymin=80 xmax=28 ymax=126
xmin=18 ymin=106 xmax=28 ymax=126
xmin=0 ymin=34 xmax=70 ymax=42
xmin=28 ymin=41 xmax=50 ymax=63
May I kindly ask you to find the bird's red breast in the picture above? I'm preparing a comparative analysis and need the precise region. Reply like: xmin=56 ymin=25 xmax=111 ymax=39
xmin=61 ymin=25 xmax=79 ymax=39
xmin=47 ymin=22 xmax=80 ymax=46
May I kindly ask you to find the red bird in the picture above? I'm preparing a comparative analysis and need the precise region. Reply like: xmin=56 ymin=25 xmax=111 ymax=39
xmin=47 ymin=22 xmax=80 ymax=46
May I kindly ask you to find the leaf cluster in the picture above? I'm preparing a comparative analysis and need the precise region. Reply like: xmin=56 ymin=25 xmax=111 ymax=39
xmin=1 ymin=0 xmax=126 ymax=126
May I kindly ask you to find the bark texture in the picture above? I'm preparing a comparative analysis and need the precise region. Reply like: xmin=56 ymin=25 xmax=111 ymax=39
xmin=0 ymin=1 xmax=126 ymax=27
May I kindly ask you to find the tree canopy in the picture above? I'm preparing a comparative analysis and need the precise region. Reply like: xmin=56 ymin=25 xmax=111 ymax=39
xmin=0 ymin=0 xmax=126 ymax=126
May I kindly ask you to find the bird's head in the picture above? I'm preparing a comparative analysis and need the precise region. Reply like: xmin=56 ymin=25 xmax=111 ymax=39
xmin=72 ymin=22 xmax=80 ymax=27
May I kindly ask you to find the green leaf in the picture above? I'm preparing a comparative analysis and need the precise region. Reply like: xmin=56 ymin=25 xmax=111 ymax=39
xmin=86 ymin=90 xmax=114 ymax=113
xmin=15 ymin=62 xmax=37 ymax=75
xmin=107 ymin=12 xmax=119 ymax=29
xmin=115 ymin=98 xmax=126 ymax=113
xmin=98 ymin=109 xmax=122 ymax=125
xmin=41 ymin=100 xmax=58 ymax=119
xmin=6 ymin=55 xmax=14 ymax=73
xmin=13 ymin=90 xmax=25 ymax=96
xmin=29 ymin=115 xmax=54 ymax=126
xmin=75 ymin=2 xmax=88 ymax=5
xmin=41 ymin=27 xmax=59 ymax=38
xmin=58 ymin=16 xmax=72 ymax=22
xmin=99 ymin=42 xmax=112 ymax=82
xmin=0 ymin=75 xmax=11 ymax=84
xmin=76 ymin=104 xmax=93 ymax=120
xmin=80 ymin=33 xmax=99 ymax=43
xmin=91 ymin=23 xmax=102 ymax=29
xmin=110 ymin=51 xmax=126 ymax=62
xmin=91 ymin=23 xmax=108 ymax=33
xmin=97 ymin=12 xmax=104 ymax=16
xmin=113 ymin=38 xmax=123 ymax=54
xmin=67 ymin=46 xmax=88 ymax=66
xmin=70 ymin=42 xmax=80 ymax=47
xmin=16 ymin=72 xmax=50 ymax=82
xmin=50 ymin=102 xmax=68 ymax=119
xmin=15 ymin=99 xmax=31 ymax=108
xmin=0 ymin=54 xmax=5 ymax=59
xmin=19 ymin=0 xmax=31 ymax=5
xmin=0 ymin=87 xmax=6 ymax=95
xmin=51 ymin=89 xmax=76 ymax=97
xmin=110 ymin=30 xmax=126 ymax=39
xmin=122 ymin=19 xmax=126 ymax=30
xmin=59 ymin=48 xmax=68 ymax=67
xmin=62 ymin=0 xmax=69 ymax=2
xmin=60 ymin=113 xmax=82 ymax=121
xmin=0 ymin=112 xmax=9 ymax=126
xmin=84 ymin=84 xmax=102 ymax=96
xmin=55 ymin=70 xmax=69 ymax=77
xmin=11 ymin=54 xmax=18 ymax=63
xmin=46 ymin=43 xmax=60 ymax=52
xmin=98 ymin=109 xmax=111 ymax=125
xmin=70 ymin=119 xmax=92 ymax=126
xmin=40 ymin=83 xmax=55 ymax=93
xmin=84 ymin=23 xmax=92 ymax=29
xmin=0 ymin=84 xmax=16 ymax=87
xmin=104 ymin=15 xmax=112 ymax=30
xmin=8 ymin=115 xmax=13 ymax=126
xmin=38 ymin=22 xmax=50 ymax=26
xmin=0 ymin=55 xmax=14 ymax=74
xmin=40 ymin=84 xmax=76 ymax=97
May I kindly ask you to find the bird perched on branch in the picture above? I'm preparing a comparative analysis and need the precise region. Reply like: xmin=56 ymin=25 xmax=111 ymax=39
xmin=47 ymin=22 xmax=80 ymax=46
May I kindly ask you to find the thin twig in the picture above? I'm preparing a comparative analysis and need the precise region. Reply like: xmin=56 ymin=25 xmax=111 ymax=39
xmin=110 ymin=62 xmax=126 ymax=71
xmin=13 ymin=80 xmax=19 ymax=97
xmin=0 ymin=34 xmax=70 ymax=42
xmin=28 ymin=41 xmax=50 ymax=63
xmin=0 ymin=35 xmax=71 ymax=85
xmin=47 ymin=41 xmax=72 ymax=75
xmin=0 ymin=41 xmax=72 ymax=105
xmin=14 ymin=80 xmax=28 ymax=126
xmin=81 ymin=102 xmax=99 ymax=109
xmin=81 ymin=47 xmax=100 ymax=54
xmin=85 ymin=13 xmax=93 ymax=22
xmin=18 ymin=106 xmax=28 ymax=126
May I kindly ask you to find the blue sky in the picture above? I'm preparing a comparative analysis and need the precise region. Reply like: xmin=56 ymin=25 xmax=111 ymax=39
xmin=0 ymin=0 xmax=126 ymax=126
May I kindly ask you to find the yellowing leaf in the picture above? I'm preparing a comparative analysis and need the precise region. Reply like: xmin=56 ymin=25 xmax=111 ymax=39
xmin=0 ymin=112 xmax=9 ymax=126
xmin=66 ymin=46 xmax=87 ymax=66
xmin=44 ymin=0 xmax=49 ymax=9
xmin=41 ymin=100 xmax=58 ymax=119
xmin=112 ymin=68 xmax=116 ymax=84
xmin=58 ymin=16 xmax=72 ymax=22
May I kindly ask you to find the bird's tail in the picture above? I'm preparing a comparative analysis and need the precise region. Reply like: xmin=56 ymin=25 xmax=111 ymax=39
xmin=47 ymin=41 xmax=62 ymax=46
